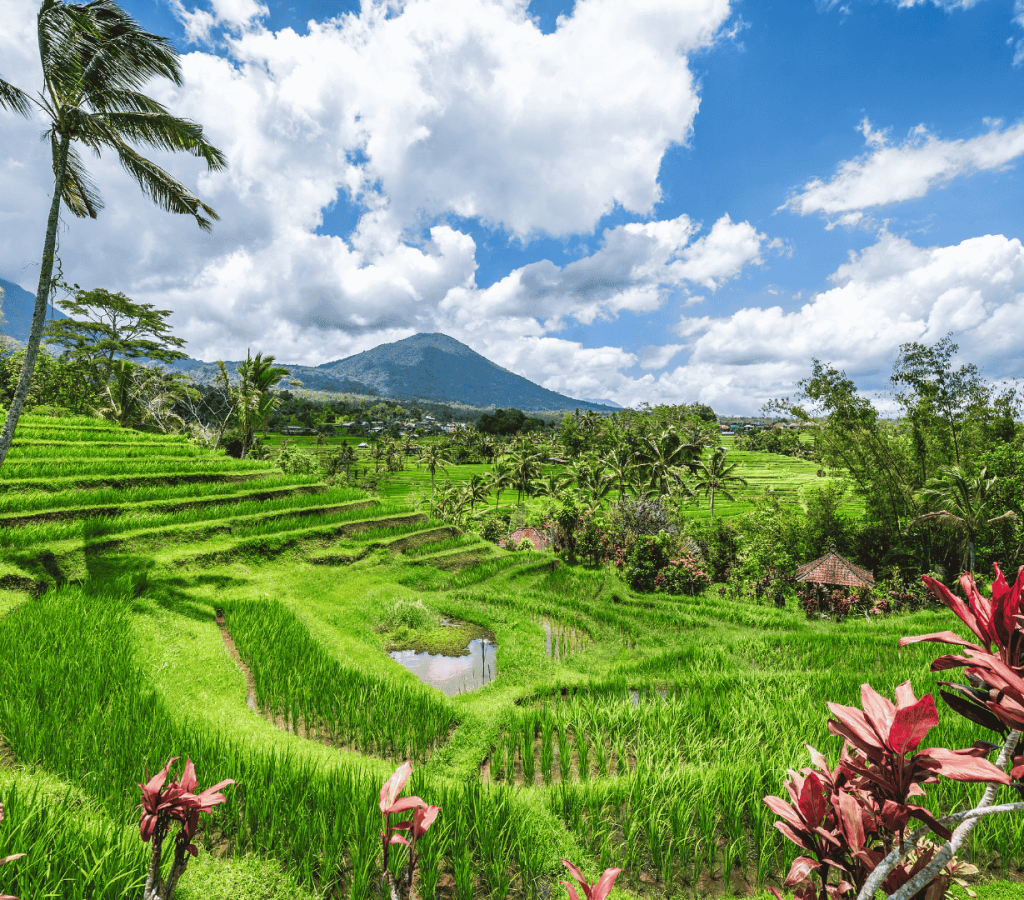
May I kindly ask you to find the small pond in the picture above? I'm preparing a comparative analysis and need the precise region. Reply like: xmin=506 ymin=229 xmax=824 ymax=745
xmin=389 ymin=637 xmax=497 ymax=696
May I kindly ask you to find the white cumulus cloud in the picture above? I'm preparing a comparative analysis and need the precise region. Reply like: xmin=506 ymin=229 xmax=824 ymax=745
xmin=783 ymin=118 xmax=1024 ymax=221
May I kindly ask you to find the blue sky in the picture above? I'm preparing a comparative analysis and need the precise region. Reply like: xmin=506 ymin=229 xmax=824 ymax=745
xmin=2 ymin=0 xmax=1024 ymax=412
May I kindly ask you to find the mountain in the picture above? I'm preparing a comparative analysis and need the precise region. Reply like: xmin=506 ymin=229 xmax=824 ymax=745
xmin=176 ymin=333 xmax=617 ymax=412
xmin=0 ymin=295 xmax=618 ymax=412
xmin=310 ymin=333 xmax=617 ymax=411
xmin=581 ymin=397 xmax=623 ymax=409
xmin=0 ymin=277 xmax=69 ymax=341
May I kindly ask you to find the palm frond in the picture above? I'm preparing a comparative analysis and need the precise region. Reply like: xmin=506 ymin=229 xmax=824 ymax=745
xmin=78 ymin=0 xmax=181 ymax=92
xmin=0 ymin=76 xmax=32 ymax=117
xmin=48 ymin=130 xmax=103 ymax=218
xmin=93 ymin=111 xmax=227 ymax=170
xmin=111 ymin=140 xmax=219 ymax=230
xmin=986 ymin=510 xmax=1019 ymax=527
xmin=84 ymin=87 xmax=167 ymax=115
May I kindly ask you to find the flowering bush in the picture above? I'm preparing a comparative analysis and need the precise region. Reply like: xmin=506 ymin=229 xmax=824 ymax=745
xmin=653 ymin=555 xmax=710 ymax=595
xmin=624 ymin=532 xmax=673 ymax=592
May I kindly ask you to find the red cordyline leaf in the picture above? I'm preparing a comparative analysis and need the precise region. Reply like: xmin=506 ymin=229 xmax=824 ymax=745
xmin=783 ymin=856 xmax=821 ymax=887
xmin=412 ymin=804 xmax=440 ymax=839
xmin=380 ymin=761 xmax=426 ymax=816
xmin=902 ymin=566 xmax=1024 ymax=667
xmin=560 ymin=859 xmax=622 ymax=900
xmin=136 ymin=757 xmax=234 ymax=843
xmin=798 ymin=774 xmax=827 ymax=829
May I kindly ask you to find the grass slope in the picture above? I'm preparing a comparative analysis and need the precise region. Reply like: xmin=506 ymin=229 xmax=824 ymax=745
xmin=0 ymin=414 xmax=1015 ymax=900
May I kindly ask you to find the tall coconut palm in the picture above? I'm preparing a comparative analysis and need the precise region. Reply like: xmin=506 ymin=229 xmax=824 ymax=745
xmin=417 ymin=443 xmax=451 ymax=499
xmin=0 ymin=0 xmax=226 ymax=469
xmin=915 ymin=466 xmax=1017 ymax=573
xmin=509 ymin=446 xmax=544 ymax=505
xmin=485 ymin=460 xmax=513 ymax=509
xmin=638 ymin=428 xmax=699 ymax=497
xmin=693 ymin=446 xmax=747 ymax=520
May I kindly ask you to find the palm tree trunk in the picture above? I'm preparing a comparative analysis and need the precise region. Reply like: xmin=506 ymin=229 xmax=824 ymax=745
xmin=710 ymin=486 xmax=715 ymax=521
xmin=0 ymin=134 xmax=69 ymax=469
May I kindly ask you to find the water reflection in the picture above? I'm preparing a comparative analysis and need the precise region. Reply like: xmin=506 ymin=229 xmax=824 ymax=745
xmin=390 ymin=638 xmax=497 ymax=696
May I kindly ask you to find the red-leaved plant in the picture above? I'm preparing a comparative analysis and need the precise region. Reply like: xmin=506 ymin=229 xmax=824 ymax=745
xmin=379 ymin=761 xmax=441 ymax=900
xmin=766 ymin=565 xmax=1024 ymax=900
xmin=0 ymin=801 xmax=24 ymax=900
xmin=138 ymin=757 xmax=234 ymax=900
xmin=560 ymin=859 xmax=621 ymax=900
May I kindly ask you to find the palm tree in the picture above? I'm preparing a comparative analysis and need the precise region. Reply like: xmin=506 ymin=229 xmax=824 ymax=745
xmin=693 ymin=447 xmax=747 ymax=520
xmin=915 ymin=466 xmax=1017 ymax=573
xmin=468 ymin=473 xmax=490 ymax=513
xmin=234 ymin=352 xmax=289 ymax=459
xmin=0 ymin=0 xmax=226 ymax=469
xmin=509 ymin=446 xmax=544 ymax=505
xmin=603 ymin=443 xmax=636 ymax=502
xmin=485 ymin=460 xmax=513 ymax=509
xmin=417 ymin=444 xmax=451 ymax=499
xmin=638 ymin=428 xmax=699 ymax=496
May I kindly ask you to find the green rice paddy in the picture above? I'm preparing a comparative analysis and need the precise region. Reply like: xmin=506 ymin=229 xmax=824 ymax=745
xmin=0 ymin=415 xmax=1014 ymax=899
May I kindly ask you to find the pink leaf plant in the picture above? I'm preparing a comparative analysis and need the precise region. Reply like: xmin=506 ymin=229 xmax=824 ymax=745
xmin=764 ymin=682 xmax=1010 ymax=900
xmin=560 ymin=859 xmax=621 ymax=900
xmin=379 ymin=761 xmax=441 ymax=899
xmin=0 ymin=802 xmax=25 ymax=900
xmin=138 ymin=757 xmax=234 ymax=900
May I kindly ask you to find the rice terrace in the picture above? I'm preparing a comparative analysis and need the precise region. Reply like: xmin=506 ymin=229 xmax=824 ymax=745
xmin=2 ymin=2 xmax=1024 ymax=900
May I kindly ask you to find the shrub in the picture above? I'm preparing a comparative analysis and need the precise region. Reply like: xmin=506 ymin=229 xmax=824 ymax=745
xmin=653 ymin=555 xmax=710 ymax=595
xmin=612 ymin=497 xmax=677 ymax=538
xmin=377 ymin=599 xmax=439 ymax=632
xmin=624 ymin=532 xmax=673 ymax=592
xmin=479 ymin=518 xmax=504 ymax=543
xmin=277 ymin=444 xmax=319 ymax=475
xmin=683 ymin=517 xmax=740 ymax=582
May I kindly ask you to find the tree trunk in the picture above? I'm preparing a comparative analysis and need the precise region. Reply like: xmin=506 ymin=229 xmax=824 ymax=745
xmin=0 ymin=133 xmax=69 ymax=469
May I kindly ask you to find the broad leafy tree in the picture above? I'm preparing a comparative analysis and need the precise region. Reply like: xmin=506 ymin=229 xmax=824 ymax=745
xmin=44 ymin=285 xmax=187 ymax=383
xmin=0 ymin=0 xmax=225 ymax=468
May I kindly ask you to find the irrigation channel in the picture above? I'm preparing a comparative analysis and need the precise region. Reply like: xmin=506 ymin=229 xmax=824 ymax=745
xmin=0 ymin=413 xmax=1019 ymax=900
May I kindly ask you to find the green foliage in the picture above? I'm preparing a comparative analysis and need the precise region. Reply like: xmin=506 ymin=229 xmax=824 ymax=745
xmin=44 ymin=286 xmax=187 ymax=382
xmin=683 ymin=516 xmax=741 ymax=582
xmin=276 ymin=444 xmax=320 ymax=476
xmin=0 ymin=340 xmax=99 ymax=414
xmin=734 ymin=427 xmax=809 ymax=457
xmin=802 ymin=479 xmax=856 ymax=558
xmin=376 ymin=598 xmax=440 ymax=632
xmin=476 ymin=408 xmax=544 ymax=436
xmin=624 ymin=531 xmax=673 ymax=592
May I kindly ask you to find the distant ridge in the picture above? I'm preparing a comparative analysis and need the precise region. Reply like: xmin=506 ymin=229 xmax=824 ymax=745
xmin=0 ymin=286 xmax=618 ymax=412
xmin=176 ymin=333 xmax=618 ymax=412
xmin=0 ymin=277 xmax=68 ymax=341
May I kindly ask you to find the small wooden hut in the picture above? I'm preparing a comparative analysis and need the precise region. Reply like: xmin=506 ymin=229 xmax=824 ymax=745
xmin=795 ymin=549 xmax=874 ymax=588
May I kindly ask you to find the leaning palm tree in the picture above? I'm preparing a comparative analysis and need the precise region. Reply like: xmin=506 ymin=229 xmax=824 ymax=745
xmin=693 ymin=446 xmax=747 ymax=520
xmin=914 ymin=466 xmax=1017 ymax=573
xmin=0 ymin=0 xmax=226 ymax=469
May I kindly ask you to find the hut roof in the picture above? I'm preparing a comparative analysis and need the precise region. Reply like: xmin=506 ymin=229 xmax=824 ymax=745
xmin=795 ymin=550 xmax=875 ymax=588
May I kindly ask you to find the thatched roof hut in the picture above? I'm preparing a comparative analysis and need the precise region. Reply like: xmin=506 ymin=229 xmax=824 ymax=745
xmin=795 ymin=549 xmax=874 ymax=588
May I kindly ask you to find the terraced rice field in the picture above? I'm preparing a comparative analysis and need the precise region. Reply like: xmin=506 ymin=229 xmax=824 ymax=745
xmin=0 ymin=415 xmax=1014 ymax=900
